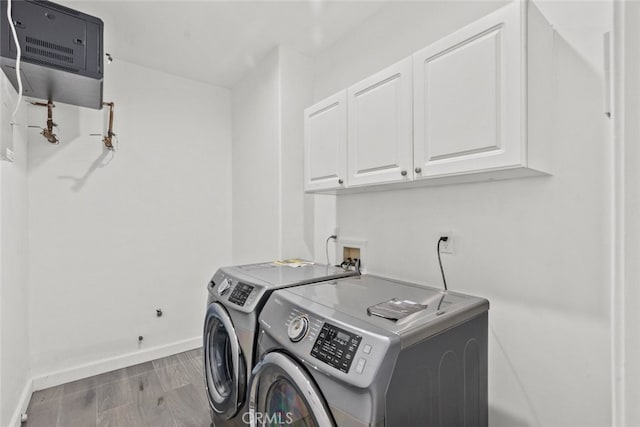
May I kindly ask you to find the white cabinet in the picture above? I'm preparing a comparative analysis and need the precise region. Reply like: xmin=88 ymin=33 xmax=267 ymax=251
xmin=413 ymin=0 xmax=552 ymax=179
xmin=304 ymin=90 xmax=347 ymax=191
xmin=347 ymin=57 xmax=413 ymax=187
xmin=304 ymin=1 xmax=553 ymax=193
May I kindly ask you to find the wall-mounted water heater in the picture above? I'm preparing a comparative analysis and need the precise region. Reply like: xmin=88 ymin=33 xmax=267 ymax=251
xmin=0 ymin=0 xmax=103 ymax=109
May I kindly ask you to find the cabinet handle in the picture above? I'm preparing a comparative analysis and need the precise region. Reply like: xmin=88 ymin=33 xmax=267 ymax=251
xmin=338 ymin=178 xmax=344 ymax=185
xmin=415 ymin=167 xmax=422 ymax=174
xmin=401 ymin=170 xmax=407 ymax=177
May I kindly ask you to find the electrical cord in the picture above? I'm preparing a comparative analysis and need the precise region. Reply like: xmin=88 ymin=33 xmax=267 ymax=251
xmin=437 ymin=293 xmax=446 ymax=311
xmin=7 ymin=0 xmax=23 ymax=123
xmin=437 ymin=236 xmax=448 ymax=291
xmin=325 ymin=235 xmax=337 ymax=266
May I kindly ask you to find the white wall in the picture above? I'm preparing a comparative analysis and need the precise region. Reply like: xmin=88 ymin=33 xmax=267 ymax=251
xmin=620 ymin=1 xmax=640 ymax=424
xmin=279 ymin=47 xmax=315 ymax=259
xmin=27 ymin=60 xmax=232 ymax=381
xmin=232 ymin=50 xmax=281 ymax=263
xmin=0 ymin=74 xmax=30 ymax=426
xmin=313 ymin=1 xmax=613 ymax=426
xmin=232 ymin=46 xmax=314 ymax=264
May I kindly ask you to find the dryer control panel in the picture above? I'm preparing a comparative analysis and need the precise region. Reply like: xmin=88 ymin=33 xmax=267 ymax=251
xmin=311 ymin=323 xmax=362 ymax=373
xmin=208 ymin=273 xmax=260 ymax=311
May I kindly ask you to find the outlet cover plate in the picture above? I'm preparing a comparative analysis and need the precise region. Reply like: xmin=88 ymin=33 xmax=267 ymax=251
xmin=439 ymin=233 xmax=454 ymax=254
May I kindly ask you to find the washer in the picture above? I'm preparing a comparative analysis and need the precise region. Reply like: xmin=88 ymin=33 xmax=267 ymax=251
xmin=250 ymin=275 xmax=489 ymax=427
xmin=203 ymin=262 xmax=358 ymax=424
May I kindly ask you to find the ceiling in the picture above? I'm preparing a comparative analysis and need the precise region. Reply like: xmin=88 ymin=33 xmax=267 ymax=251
xmin=63 ymin=1 xmax=389 ymax=88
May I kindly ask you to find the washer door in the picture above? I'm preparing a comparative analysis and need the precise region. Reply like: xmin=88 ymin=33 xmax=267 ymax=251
xmin=203 ymin=302 xmax=246 ymax=419
xmin=249 ymin=352 xmax=334 ymax=427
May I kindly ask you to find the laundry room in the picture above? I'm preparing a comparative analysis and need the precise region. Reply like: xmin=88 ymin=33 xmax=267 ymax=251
xmin=0 ymin=0 xmax=638 ymax=426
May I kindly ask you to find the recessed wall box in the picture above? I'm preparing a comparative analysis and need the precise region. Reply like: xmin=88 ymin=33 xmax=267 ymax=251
xmin=0 ymin=0 xmax=104 ymax=109
xmin=337 ymin=238 xmax=367 ymax=272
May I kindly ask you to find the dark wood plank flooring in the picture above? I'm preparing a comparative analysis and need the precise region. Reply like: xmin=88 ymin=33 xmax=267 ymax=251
xmin=24 ymin=347 xmax=246 ymax=427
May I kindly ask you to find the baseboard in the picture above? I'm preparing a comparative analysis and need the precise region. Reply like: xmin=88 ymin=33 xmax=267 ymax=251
xmin=9 ymin=378 xmax=34 ymax=427
xmin=32 ymin=336 xmax=201 ymax=391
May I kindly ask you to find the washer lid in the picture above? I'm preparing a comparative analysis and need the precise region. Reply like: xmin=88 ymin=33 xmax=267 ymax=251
xmin=281 ymin=275 xmax=489 ymax=342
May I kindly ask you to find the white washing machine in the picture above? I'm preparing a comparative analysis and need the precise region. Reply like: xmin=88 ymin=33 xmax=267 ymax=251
xmin=203 ymin=262 xmax=358 ymax=424
xmin=250 ymin=275 xmax=489 ymax=427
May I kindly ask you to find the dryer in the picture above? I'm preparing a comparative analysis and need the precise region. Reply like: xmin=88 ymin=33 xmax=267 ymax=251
xmin=250 ymin=275 xmax=489 ymax=427
xmin=203 ymin=262 xmax=358 ymax=424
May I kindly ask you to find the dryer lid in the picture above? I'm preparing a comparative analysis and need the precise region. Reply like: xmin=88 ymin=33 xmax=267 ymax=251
xmin=224 ymin=262 xmax=357 ymax=287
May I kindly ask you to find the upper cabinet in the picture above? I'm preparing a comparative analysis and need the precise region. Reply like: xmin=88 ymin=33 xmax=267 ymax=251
xmin=305 ymin=1 xmax=554 ymax=193
xmin=413 ymin=4 xmax=522 ymax=178
xmin=413 ymin=0 xmax=552 ymax=179
xmin=347 ymin=57 xmax=413 ymax=187
xmin=304 ymin=90 xmax=347 ymax=192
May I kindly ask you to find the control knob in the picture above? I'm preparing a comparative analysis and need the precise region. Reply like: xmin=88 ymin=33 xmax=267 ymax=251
xmin=218 ymin=278 xmax=231 ymax=296
xmin=288 ymin=316 xmax=309 ymax=342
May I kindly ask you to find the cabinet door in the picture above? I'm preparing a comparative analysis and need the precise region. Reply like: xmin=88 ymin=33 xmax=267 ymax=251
xmin=304 ymin=91 xmax=347 ymax=191
xmin=347 ymin=57 xmax=413 ymax=187
xmin=413 ymin=1 xmax=523 ymax=178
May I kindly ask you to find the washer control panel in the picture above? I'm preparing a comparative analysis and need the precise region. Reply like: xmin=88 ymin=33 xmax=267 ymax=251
xmin=287 ymin=316 xmax=309 ymax=342
xmin=228 ymin=282 xmax=255 ymax=306
xmin=267 ymin=296 xmax=392 ymax=388
xmin=311 ymin=322 xmax=362 ymax=373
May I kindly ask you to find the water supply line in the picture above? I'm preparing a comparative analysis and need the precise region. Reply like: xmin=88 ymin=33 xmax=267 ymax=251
xmin=29 ymin=101 xmax=58 ymax=144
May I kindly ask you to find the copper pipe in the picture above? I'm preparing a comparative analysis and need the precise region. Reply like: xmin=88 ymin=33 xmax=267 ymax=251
xmin=31 ymin=101 xmax=58 ymax=144
xmin=46 ymin=102 xmax=54 ymax=133
xmin=102 ymin=102 xmax=115 ymax=150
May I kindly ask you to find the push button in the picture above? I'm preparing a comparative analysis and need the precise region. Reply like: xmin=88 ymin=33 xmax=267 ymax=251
xmin=363 ymin=344 xmax=372 ymax=354
xmin=355 ymin=358 xmax=366 ymax=374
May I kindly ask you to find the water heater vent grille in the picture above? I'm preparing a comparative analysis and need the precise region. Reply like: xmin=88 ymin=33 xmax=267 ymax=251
xmin=26 ymin=36 xmax=74 ymax=55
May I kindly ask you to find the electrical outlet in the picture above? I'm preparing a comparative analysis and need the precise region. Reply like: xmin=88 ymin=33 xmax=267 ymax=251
xmin=439 ymin=233 xmax=454 ymax=254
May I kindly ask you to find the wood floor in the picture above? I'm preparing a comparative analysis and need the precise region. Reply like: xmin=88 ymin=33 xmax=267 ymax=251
xmin=24 ymin=347 xmax=226 ymax=427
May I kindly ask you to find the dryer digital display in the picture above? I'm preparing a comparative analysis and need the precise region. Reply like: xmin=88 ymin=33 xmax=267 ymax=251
xmin=228 ymin=282 xmax=254 ymax=306
xmin=311 ymin=323 xmax=361 ymax=373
